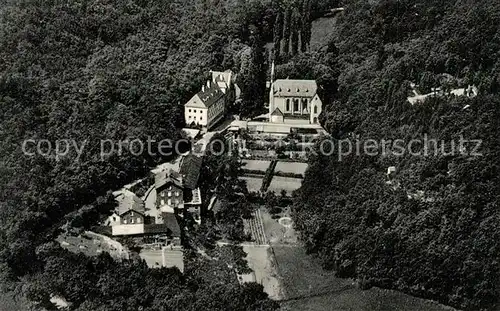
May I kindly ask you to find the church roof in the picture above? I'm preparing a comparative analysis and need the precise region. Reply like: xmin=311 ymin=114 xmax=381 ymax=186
xmin=272 ymin=79 xmax=318 ymax=98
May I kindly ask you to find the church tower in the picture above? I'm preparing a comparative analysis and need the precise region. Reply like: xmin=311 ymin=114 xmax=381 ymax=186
xmin=268 ymin=61 xmax=275 ymax=122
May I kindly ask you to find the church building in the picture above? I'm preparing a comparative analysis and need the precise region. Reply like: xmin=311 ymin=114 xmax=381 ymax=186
xmin=268 ymin=77 xmax=322 ymax=125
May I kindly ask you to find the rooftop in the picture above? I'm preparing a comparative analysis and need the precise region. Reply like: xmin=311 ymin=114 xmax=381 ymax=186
xmin=185 ymin=80 xmax=224 ymax=108
xmin=155 ymin=169 xmax=183 ymax=190
xmin=179 ymin=154 xmax=203 ymax=189
xmin=115 ymin=190 xmax=145 ymax=216
xmin=272 ymin=79 xmax=318 ymax=98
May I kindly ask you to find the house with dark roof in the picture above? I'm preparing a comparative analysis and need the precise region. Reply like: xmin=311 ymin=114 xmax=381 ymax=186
xmin=155 ymin=169 xmax=184 ymax=212
xmin=106 ymin=189 xmax=182 ymax=238
xmin=154 ymin=154 xmax=204 ymax=223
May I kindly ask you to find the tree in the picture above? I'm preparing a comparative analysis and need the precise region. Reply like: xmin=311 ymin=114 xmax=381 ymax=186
xmin=239 ymin=26 xmax=267 ymax=119
xmin=290 ymin=7 xmax=301 ymax=56
xmin=282 ymin=7 xmax=292 ymax=58
xmin=301 ymin=0 xmax=312 ymax=52
xmin=273 ymin=11 xmax=283 ymax=62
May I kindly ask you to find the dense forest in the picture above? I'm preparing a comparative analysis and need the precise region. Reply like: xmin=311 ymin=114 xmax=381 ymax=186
xmin=294 ymin=0 xmax=500 ymax=310
xmin=0 ymin=0 xmax=287 ymax=309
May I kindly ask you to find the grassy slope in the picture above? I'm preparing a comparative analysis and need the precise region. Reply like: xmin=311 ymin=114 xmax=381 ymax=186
xmin=310 ymin=17 xmax=338 ymax=51
xmin=273 ymin=246 xmax=456 ymax=311
xmin=0 ymin=291 xmax=31 ymax=311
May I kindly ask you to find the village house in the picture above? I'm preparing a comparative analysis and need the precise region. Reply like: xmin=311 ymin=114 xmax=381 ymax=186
xmin=154 ymin=154 xmax=204 ymax=223
xmin=105 ymin=190 xmax=181 ymax=241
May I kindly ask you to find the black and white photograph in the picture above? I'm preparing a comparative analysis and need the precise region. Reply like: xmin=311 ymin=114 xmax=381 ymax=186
xmin=0 ymin=0 xmax=499 ymax=310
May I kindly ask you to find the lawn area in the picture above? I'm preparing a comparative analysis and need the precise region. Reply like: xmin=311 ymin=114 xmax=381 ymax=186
xmin=274 ymin=162 xmax=308 ymax=176
xmin=242 ymin=159 xmax=272 ymax=172
xmin=310 ymin=17 xmax=338 ymax=51
xmin=274 ymin=246 xmax=456 ymax=311
xmin=240 ymin=176 xmax=263 ymax=192
xmin=268 ymin=176 xmax=302 ymax=195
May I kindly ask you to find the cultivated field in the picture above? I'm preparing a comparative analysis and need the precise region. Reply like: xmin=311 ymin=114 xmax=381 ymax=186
xmin=241 ymin=159 xmax=272 ymax=172
xmin=274 ymin=162 xmax=308 ymax=176
xmin=268 ymin=176 xmax=302 ymax=195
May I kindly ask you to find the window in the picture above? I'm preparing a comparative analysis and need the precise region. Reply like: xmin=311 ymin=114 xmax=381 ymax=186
xmin=137 ymin=217 xmax=141 ymax=223
xmin=286 ymin=99 xmax=290 ymax=111
xmin=168 ymin=199 xmax=172 ymax=205
xmin=161 ymin=199 xmax=165 ymax=205
xmin=188 ymin=116 xmax=192 ymax=119
xmin=194 ymin=109 xmax=197 ymax=113
xmin=200 ymin=117 xmax=203 ymax=120
xmin=294 ymin=99 xmax=299 ymax=112
xmin=314 ymin=106 xmax=318 ymax=114
xmin=112 ymin=216 xmax=116 ymax=222
xmin=131 ymin=219 xmax=134 ymax=224
xmin=168 ymin=191 xmax=171 ymax=197
xmin=175 ymin=191 xmax=180 ymax=196
xmin=124 ymin=219 xmax=128 ymax=224
xmin=175 ymin=199 xmax=179 ymax=205
xmin=194 ymin=116 xmax=197 ymax=120
xmin=189 ymin=109 xmax=191 ymax=112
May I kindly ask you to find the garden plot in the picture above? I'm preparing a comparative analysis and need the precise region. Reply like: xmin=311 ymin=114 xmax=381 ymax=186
xmin=241 ymin=160 xmax=272 ymax=173
xmin=267 ymin=176 xmax=302 ymax=195
xmin=274 ymin=161 xmax=308 ymax=177
xmin=240 ymin=176 xmax=263 ymax=193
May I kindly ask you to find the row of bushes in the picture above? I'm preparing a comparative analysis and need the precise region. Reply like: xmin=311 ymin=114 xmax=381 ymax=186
xmin=260 ymin=160 xmax=278 ymax=192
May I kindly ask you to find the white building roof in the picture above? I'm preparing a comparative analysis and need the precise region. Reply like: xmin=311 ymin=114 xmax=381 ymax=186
xmin=272 ymin=79 xmax=318 ymax=98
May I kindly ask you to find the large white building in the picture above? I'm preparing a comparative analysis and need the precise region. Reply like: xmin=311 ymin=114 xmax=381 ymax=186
xmin=184 ymin=70 xmax=234 ymax=130
xmin=268 ymin=79 xmax=322 ymax=125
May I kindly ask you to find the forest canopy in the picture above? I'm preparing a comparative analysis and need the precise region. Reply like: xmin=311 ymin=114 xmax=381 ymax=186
xmin=294 ymin=0 xmax=500 ymax=310
xmin=0 ymin=0 xmax=281 ymax=309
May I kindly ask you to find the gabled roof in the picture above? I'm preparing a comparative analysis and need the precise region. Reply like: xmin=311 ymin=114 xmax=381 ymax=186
xmin=184 ymin=94 xmax=206 ymax=108
xmin=271 ymin=107 xmax=284 ymax=116
xmin=185 ymin=81 xmax=224 ymax=108
xmin=179 ymin=154 xmax=203 ymax=189
xmin=155 ymin=169 xmax=183 ymax=190
xmin=115 ymin=190 xmax=145 ymax=216
xmin=273 ymin=79 xmax=318 ymax=98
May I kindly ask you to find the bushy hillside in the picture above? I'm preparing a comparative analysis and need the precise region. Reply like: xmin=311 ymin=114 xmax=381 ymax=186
xmin=294 ymin=0 xmax=500 ymax=310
